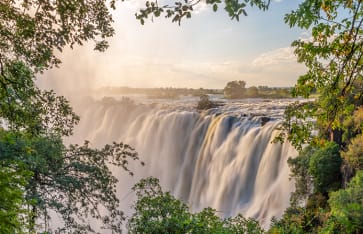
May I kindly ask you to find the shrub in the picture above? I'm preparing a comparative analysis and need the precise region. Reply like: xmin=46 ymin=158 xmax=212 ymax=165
xmin=309 ymin=142 xmax=342 ymax=195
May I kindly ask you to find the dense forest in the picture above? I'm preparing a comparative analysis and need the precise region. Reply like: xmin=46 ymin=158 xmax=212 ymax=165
xmin=1 ymin=0 xmax=363 ymax=233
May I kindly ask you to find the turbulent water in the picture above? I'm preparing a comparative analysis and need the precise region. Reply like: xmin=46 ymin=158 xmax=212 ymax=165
xmin=70 ymin=96 xmax=297 ymax=229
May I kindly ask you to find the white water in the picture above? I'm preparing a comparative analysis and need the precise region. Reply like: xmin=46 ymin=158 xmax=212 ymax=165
xmin=70 ymin=97 xmax=297 ymax=229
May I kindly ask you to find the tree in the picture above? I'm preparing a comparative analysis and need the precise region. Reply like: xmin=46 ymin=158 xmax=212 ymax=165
xmin=0 ymin=0 xmax=116 ymax=71
xmin=134 ymin=0 xmax=270 ymax=25
xmin=224 ymin=80 xmax=247 ymax=99
xmin=0 ymin=162 xmax=31 ymax=234
xmin=0 ymin=1 xmax=142 ymax=233
xmin=127 ymin=177 xmax=191 ymax=233
xmin=325 ymin=170 xmax=363 ymax=234
xmin=287 ymin=146 xmax=314 ymax=206
xmin=308 ymin=142 xmax=342 ymax=195
xmin=277 ymin=0 xmax=363 ymax=150
xmin=342 ymin=134 xmax=363 ymax=171
xmin=0 ymin=60 xmax=79 ymax=136
xmin=269 ymin=206 xmax=318 ymax=234
xmin=127 ymin=177 xmax=264 ymax=234
xmin=0 ymin=130 xmax=140 ymax=233
xmin=246 ymin=86 xmax=259 ymax=97
xmin=0 ymin=0 xmax=119 ymax=134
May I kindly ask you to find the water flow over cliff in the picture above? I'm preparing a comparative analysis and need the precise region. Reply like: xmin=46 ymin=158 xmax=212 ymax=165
xmin=70 ymin=98 xmax=296 ymax=228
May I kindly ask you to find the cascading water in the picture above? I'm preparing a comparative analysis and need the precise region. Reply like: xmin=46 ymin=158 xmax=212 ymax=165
xmin=69 ymin=97 xmax=297 ymax=229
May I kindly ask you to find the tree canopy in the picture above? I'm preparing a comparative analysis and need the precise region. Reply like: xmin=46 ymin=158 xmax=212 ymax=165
xmin=134 ymin=0 xmax=270 ymax=25
xmin=276 ymin=0 xmax=363 ymax=150
xmin=0 ymin=0 xmax=116 ymax=71
xmin=128 ymin=177 xmax=264 ymax=234
xmin=224 ymin=80 xmax=246 ymax=99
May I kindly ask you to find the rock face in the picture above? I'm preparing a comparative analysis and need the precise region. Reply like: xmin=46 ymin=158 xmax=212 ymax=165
xmin=260 ymin=116 xmax=271 ymax=126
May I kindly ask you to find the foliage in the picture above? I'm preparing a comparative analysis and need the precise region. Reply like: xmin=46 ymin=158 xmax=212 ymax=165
xmin=224 ymin=80 xmax=246 ymax=99
xmin=134 ymin=0 xmax=270 ymax=25
xmin=245 ymin=86 xmax=259 ymax=97
xmin=224 ymin=214 xmax=264 ymax=234
xmin=0 ymin=0 xmax=122 ymax=133
xmin=0 ymin=129 xmax=140 ymax=233
xmin=0 ymin=162 xmax=31 ymax=234
xmin=0 ymin=60 xmax=79 ymax=136
xmin=269 ymin=206 xmax=316 ymax=234
xmin=277 ymin=0 xmax=363 ymax=149
xmin=342 ymin=107 xmax=363 ymax=143
xmin=255 ymin=86 xmax=292 ymax=99
xmin=274 ymin=101 xmax=317 ymax=151
xmin=127 ymin=177 xmax=191 ymax=233
xmin=287 ymin=146 xmax=314 ymax=205
xmin=127 ymin=177 xmax=264 ymax=234
xmin=0 ymin=0 xmax=118 ymax=73
xmin=308 ymin=142 xmax=342 ymax=195
xmin=0 ymin=60 xmax=141 ymax=232
xmin=342 ymin=134 xmax=363 ymax=170
xmin=326 ymin=170 xmax=363 ymax=234
xmin=274 ymin=143 xmax=344 ymax=233
xmin=269 ymin=157 xmax=362 ymax=234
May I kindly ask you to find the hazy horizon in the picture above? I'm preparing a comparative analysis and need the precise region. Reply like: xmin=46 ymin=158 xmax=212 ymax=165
xmin=95 ymin=84 xmax=293 ymax=89
xmin=38 ymin=0 xmax=307 ymax=96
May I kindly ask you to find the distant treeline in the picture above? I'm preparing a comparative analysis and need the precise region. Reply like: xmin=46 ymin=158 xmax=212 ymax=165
xmin=96 ymin=83 xmax=292 ymax=99
xmin=96 ymin=87 xmax=221 ymax=99
xmin=223 ymin=81 xmax=292 ymax=99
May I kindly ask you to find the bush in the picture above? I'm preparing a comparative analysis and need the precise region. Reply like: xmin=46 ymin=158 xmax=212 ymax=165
xmin=308 ymin=142 xmax=342 ymax=195
xmin=342 ymin=134 xmax=363 ymax=170
xmin=326 ymin=171 xmax=363 ymax=234
xmin=127 ymin=177 xmax=191 ymax=234
xmin=127 ymin=177 xmax=264 ymax=234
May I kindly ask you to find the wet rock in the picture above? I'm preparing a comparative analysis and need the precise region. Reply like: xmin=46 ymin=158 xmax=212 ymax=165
xmin=260 ymin=116 xmax=270 ymax=126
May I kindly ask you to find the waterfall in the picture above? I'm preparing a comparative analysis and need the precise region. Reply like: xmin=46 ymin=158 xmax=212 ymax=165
xmin=70 ymin=97 xmax=296 ymax=229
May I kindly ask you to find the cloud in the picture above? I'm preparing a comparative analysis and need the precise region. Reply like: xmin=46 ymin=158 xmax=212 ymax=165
xmin=251 ymin=47 xmax=295 ymax=66
xmin=120 ymin=0 xmax=145 ymax=10
xmin=193 ymin=1 xmax=208 ymax=14
xmin=238 ymin=46 xmax=306 ymax=86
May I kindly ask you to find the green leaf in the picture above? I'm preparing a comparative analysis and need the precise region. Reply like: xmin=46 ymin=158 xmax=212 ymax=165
xmin=213 ymin=4 xmax=218 ymax=12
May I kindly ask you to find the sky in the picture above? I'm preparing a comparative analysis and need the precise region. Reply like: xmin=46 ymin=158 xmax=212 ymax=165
xmin=39 ymin=0 xmax=308 ymax=92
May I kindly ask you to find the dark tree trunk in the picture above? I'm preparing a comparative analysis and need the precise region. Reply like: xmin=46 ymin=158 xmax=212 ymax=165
xmin=330 ymin=128 xmax=343 ymax=146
